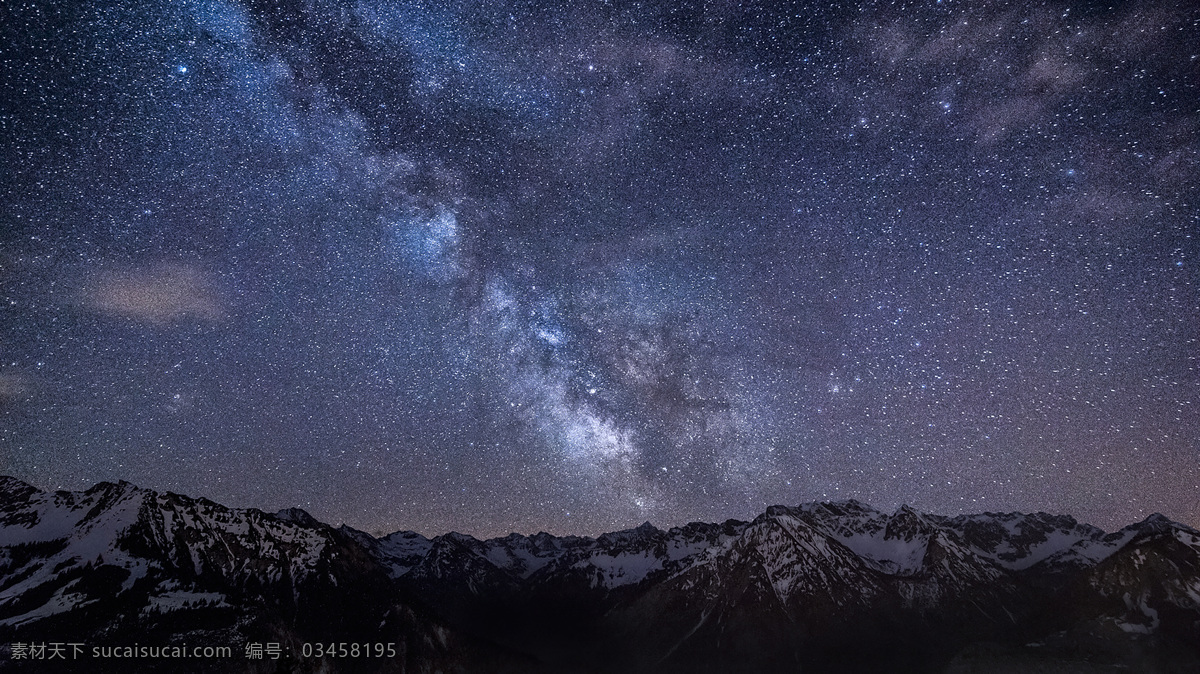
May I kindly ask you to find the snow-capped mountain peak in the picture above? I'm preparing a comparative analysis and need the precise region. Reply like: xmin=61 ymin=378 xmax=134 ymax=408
xmin=3 ymin=477 xmax=1198 ymax=673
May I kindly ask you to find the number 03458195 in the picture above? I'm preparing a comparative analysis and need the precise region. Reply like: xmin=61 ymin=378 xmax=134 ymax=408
xmin=301 ymin=642 xmax=397 ymax=658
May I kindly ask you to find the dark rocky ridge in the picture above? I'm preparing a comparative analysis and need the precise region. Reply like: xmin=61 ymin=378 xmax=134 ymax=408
xmin=2 ymin=476 xmax=1198 ymax=672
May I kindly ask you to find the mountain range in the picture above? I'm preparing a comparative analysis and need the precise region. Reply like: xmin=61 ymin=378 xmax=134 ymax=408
xmin=2 ymin=476 xmax=1198 ymax=672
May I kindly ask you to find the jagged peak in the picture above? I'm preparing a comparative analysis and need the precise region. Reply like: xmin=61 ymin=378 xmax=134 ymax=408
xmin=595 ymin=521 xmax=662 ymax=547
xmin=887 ymin=504 xmax=931 ymax=526
xmin=1128 ymin=512 xmax=1192 ymax=536
xmin=763 ymin=504 xmax=798 ymax=517
xmin=441 ymin=531 xmax=481 ymax=546
xmin=667 ymin=518 xmax=746 ymax=536
xmin=382 ymin=529 xmax=430 ymax=542
xmin=337 ymin=523 xmax=375 ymax=540
xmin=275 ymin=507 xmax=321 ymax=527
xmin=1115 ymin=512 xmax=1179 ymax=533
xmin=605 ymin=520 xmax=659 ymax=535
xmin=87 ymin=479 xmax=142 ymax=494
xmin=0 ymin=475 xmax=40 ymax=498
xmin=825 ymin=498 xmax=880 ymax=513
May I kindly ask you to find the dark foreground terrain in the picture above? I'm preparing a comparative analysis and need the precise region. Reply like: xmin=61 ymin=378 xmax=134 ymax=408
xmin=2 ymin=476 xmax=1198 ymax=673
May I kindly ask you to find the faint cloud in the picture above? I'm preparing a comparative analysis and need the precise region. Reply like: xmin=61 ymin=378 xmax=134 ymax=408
xmin=82 ymin=262 xmax=227 ymax=325
xmin=1103 ymin=6 xmax=1190 ymax=55
xmin=509 ymin=25 xmax=752 ymax=166
xmin=972 ymin=96 xmax=1046 ymax=145
xmin=1023 ymin=55 xmax=1089 ymax=97
xmin=0 ymin=373 xmax=32 ymax=402
xmin=854 ymin=4 xmax=1191 ymax=145
xmin=913 ymin=13 xmax=1014 ymax=65
xmin=862 ymin=23 xmax=917 ymax=69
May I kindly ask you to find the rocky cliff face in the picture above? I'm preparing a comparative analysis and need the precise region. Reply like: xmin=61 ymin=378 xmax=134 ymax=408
xmin=0 ymin=477 xmax=538 ymax=673
xmin=3 ymin=477 xmax=1198 ymax=672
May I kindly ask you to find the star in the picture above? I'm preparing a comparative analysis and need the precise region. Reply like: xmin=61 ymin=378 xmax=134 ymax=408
xmin=0 ymin=0 xmax=1194 ymax=537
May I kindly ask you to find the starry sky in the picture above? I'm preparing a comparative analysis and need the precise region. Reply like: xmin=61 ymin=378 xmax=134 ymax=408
xmin=1 ymin=0 xmax=1197 ymax=537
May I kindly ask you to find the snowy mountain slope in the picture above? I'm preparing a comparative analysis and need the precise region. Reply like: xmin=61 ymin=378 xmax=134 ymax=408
xmin=0 ymin=477 xmax=545 ymax=674
xmin=1075 ymin=515 xmax=1200 ymax=633
xmin=358 ymin=498 xmax=1199 ymax=671
xmin=0 ymin=478 xmax=353 ymax=631
xmin=2 ymin=476 xmax=1198 ymax=673
xmin=376 ymin=499 xmax=1113 ymax=605
xmin=359 ymin=496 xmax=1200 ymax=617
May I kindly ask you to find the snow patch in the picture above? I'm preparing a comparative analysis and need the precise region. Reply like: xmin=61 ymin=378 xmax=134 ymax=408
xmin=143 ymin=590 xmax=229 ymax=613
xmin=0 ymin=585 xmax=96 ymax=627
xmin=577 ymin=551 xmax=662 ymax=588
xmin=827 ymin=529 xmax=927 ymax=575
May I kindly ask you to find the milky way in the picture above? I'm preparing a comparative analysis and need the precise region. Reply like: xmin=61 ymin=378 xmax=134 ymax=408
xmin=1 ymin=0 xmax=1197 ymax=537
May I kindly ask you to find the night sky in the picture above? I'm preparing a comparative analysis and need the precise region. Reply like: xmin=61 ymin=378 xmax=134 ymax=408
xmin=2 ymin=0 xmax=1197 ymax=538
